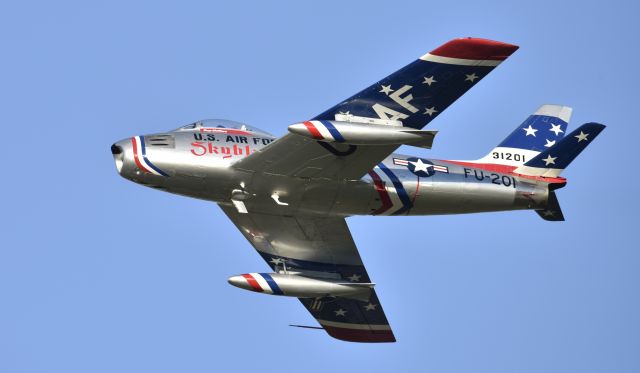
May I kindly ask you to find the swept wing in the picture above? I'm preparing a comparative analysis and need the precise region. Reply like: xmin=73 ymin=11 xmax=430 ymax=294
xmin=233 ymin=38 xmax=518 ymax=181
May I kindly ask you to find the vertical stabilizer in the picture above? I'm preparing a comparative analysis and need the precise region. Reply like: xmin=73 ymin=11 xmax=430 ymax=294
xmin=477 ymin=105 xmax=572 ymax=166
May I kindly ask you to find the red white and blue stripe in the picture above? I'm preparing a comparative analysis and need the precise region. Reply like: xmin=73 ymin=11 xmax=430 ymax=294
xmin=131 ymin=136 xmax=169 ymax=177
xmin=303 ymin=120 xmax=346 ymax=142
xmin=241 ymin=273 xmax=284 ymax=295
xmin=368 ymin=163 xmax=412 ymax=215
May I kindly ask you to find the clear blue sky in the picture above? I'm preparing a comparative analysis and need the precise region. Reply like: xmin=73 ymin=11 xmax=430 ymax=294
xmin=1 ymin=1 xmax=638 ymax=372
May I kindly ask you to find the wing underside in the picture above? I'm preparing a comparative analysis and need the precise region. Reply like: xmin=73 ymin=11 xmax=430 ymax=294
xmin=219 ymin=204 xmax=396 ymax=342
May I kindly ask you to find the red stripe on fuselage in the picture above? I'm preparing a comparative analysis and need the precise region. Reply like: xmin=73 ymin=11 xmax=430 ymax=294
xmin=368 ymin=170 xmax=393 ymax=215
xmin=242 ymin=274 xmax=263 ymax=292
xmin=131 ymin=137 xmax=152 ymax=173
xmin=303 ymin=121 xmax=324 ymax=140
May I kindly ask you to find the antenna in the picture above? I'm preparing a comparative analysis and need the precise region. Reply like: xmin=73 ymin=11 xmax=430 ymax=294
xmin=289 ymin=324 xmax=324 ymax=330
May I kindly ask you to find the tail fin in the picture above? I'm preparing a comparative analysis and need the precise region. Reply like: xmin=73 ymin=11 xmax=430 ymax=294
xmin=515 ymin=122 xmax=605 ymax=178
xmin=477 ymin=105 xmax=572 ymax=166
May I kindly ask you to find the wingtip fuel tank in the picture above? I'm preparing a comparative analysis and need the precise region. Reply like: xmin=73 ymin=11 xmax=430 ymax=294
xmin=288 ymin=120 xmax=437 ymax=148
xmin=228 ymin=272 xmax=374 ymax=302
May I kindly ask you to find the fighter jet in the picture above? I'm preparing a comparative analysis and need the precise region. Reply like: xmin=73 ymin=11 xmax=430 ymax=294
xmin=111 ymin=37 xmax=604 ymax=342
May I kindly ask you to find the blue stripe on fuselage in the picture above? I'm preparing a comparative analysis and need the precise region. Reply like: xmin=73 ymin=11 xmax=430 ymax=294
xmin=378 ymin=163 xmax=412 ymax=215
xmin=139 ymin=136 xmax=170 ymax=177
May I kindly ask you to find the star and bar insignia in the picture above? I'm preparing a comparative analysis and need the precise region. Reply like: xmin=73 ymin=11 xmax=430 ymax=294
xmin=393 ymin=157 xmax=449 ymax=177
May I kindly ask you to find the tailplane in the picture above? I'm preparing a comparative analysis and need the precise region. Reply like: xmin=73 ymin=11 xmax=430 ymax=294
xmin=477 ymin=104 xmax=572 ymax=166
xmin=536 ymin=190 xmax=565 ymax=221
xmin=515 ymin=122 xmax=605 ymax=178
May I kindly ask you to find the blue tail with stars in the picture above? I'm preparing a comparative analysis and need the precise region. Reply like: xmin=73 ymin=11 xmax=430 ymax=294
xmin=476 ymin=104 xmax=573 ymax=167
xmin=522 ymin=122 xmax=605 ymax=222
xmin=515 ymin=122 xmax=606 ymax=178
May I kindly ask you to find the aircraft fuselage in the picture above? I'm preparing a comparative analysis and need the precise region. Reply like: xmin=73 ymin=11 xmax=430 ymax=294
xmin=111 ymin=124 xmax=552 ymax=217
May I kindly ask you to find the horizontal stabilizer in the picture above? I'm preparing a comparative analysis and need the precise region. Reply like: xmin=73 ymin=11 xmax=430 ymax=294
xmin=515 ymin=122 xmax=605 ymax=177
xmin=536 ymin=190 xmax=565 ymax=221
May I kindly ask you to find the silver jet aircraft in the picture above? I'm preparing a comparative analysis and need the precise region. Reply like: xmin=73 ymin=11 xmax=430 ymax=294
xmin=111 ymin=37 xmax=604 ymax=342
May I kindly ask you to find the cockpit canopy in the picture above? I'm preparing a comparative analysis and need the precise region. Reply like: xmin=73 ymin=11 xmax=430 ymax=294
xmin=174 ymin=119 xmax=274 ymax=137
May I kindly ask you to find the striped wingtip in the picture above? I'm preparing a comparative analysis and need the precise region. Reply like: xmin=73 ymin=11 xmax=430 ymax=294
xmin=431 ymin=37 xmax=519 ymax=60
xmin=421 ymin=37 xmax=519 ymax=66
xmin=318 ymin=320 xmax=396 ymax=343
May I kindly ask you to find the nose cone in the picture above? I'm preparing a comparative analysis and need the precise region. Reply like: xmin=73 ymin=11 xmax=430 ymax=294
xmin=288 ymin=122 xmax=314 ymax=138
xmin=228 ymin=275 xmax=257 ymax=292
xmin=111 ymin=140 xmax=128 ymax=174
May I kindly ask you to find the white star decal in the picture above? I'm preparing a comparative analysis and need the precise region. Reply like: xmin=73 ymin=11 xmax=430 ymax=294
xmin=270 ymin=258 xmax=284 ymax=265
xmin=542 ymin=210 xmax=555 ymax=217
xmin=549 ymin=123 xmax=564 ymax=136
xmin=542 ymin=155 xmax=557 ymax=166
xmin=424 ymin=106 xmax=438 ymax=116
xmin=410 ymin=159 xmax=432 ymax=173
xmin=575 ymin=131 xmax=589 ymax=142
xmin=422 ymin=76 xmax=437 ymax=86
xmin=544 ymin=139 xmax=556 ymax=148
xmin=347 ymin=274 xmax=361 ymax=282
xmin=379 ymin=85 xmax=394 ymax=95
xmin=523 ymin=125 xmax=538 ymax=137
xmin=334 ymin=308 xmax=347 ymax=317
xmin=364 ymin=303 xmax=377 ymax=311
xmin=465 ymin=72 xmax=479 ymax=82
